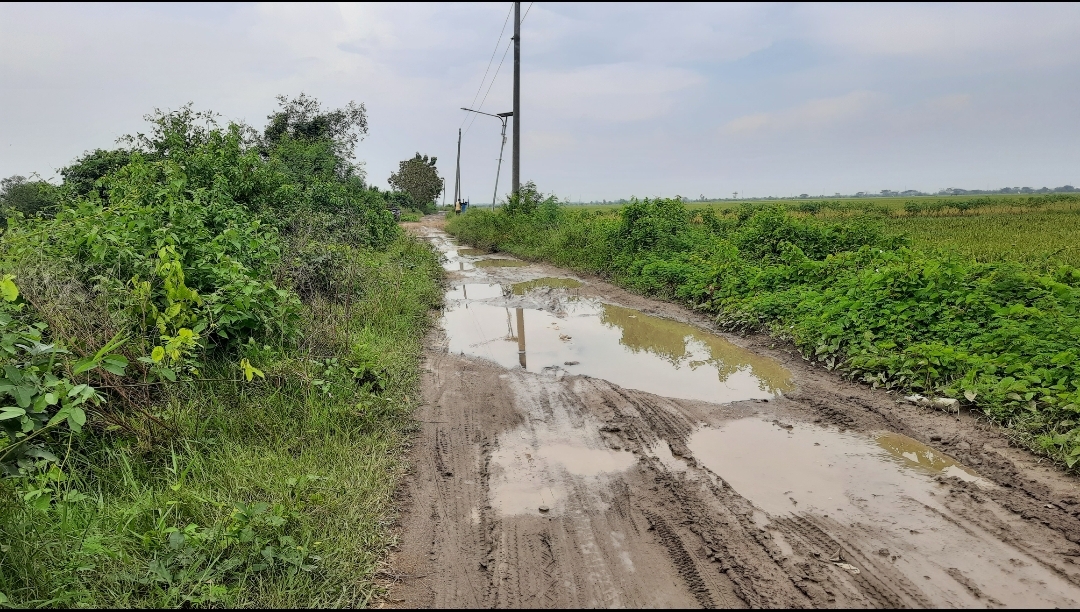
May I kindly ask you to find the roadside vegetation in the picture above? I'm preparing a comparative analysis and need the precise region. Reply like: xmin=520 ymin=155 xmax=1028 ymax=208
xmin=0 ymin=95 xmax=442 ymax=606
xmin=448 ymin=186 xmax=1080 ymax=468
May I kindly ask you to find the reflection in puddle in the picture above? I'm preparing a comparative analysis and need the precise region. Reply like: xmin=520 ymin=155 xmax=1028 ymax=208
xmin=458 ymin=248 xmax=490 ymax=256
xmin=686 ymin=418 xmax=1069 ymax=608
xmin=475 ymin=258 xmax=531 ymax=268
xmin=876 ymin=432 xmax=990 ymax=485
xmin=600 ymin=304 xmax=791 ymax=392
xmin=443 ymin=300 xmax=791 ymax=403
xmin=511 ymin=277 xmax=583 ymax=295
xmin=446 ymin=283 xmax=504 ymax=301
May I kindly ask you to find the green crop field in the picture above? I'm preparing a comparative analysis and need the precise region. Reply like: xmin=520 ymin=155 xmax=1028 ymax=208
xmin=883 ymin=208 xmax=1080 ymax=270
xmin=571 ymin=194 xmax=1080 ymax=270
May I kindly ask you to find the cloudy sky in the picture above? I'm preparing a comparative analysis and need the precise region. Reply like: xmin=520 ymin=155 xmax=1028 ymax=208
xmin=2 ymin=2 xmax=1079 ymax=201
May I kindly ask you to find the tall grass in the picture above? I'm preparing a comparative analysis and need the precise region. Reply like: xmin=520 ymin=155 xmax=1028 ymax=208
xmin=0 ymin=237 xmax=441 ymax=607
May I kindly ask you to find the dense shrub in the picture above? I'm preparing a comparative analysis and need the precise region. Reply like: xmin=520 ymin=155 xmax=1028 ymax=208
xmin=449 ymin=195 xmax=1080 ymax=467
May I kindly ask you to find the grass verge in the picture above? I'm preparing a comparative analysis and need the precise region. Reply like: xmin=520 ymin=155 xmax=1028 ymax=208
xmin=0 ymin=236 xmax=441 ymax=607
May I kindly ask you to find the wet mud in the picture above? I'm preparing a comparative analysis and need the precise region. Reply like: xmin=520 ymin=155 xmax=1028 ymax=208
xmin=388 ymin=215 xmax=1080 ymax=608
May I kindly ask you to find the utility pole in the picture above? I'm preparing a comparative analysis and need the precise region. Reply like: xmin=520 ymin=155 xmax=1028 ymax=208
xmin=461 ymin=107 xmax=512 ymax=210
xmin=454 ymin=128 xmax=462 ymax=208
xmin=512 ymin=1 xmax=520 ymax=198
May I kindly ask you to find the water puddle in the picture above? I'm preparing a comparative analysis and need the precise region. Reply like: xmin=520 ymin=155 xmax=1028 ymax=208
xmin=458 ymin=248 xmax=490 ymax=256
xmin=876 ymin=432 xmax=990 ymax=485
xmin=489 ymin=379 xmax=636 ymax=517
xmin=446 ymin=283 xmax=504 ymax=301
xmin=687 ymin=418 xmax=1071 ymax=607
xmin=475 ymin=258 xmax=531 ymax=268
xmin=511 ymin=277 xmax=583 ymax=295
xmin=443 ymin=300 xmax=791 ymax=403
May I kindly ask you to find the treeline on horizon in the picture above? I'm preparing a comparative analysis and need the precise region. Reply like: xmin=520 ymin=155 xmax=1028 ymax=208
xmin=571 ymin=184 xmax=1080 ymax=205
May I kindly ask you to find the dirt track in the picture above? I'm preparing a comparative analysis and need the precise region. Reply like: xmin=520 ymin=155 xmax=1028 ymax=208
xmin=387 ymin=214 xmax=1080 ymax=608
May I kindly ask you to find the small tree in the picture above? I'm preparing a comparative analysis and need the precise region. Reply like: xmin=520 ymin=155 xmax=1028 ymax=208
xmin=388 ymin=153 xmax=443 ymax=214
xmin=0 ymin=175 xmax=60 ymax=220
xmin=262 ymin=93 xmax=368 ymax=182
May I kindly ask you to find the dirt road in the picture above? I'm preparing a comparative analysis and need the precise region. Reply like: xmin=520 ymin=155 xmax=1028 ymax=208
xmin=388 ymin=214 xmax=1080 ymax=608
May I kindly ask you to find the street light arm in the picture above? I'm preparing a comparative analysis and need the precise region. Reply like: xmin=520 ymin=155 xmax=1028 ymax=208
xmin=461 ymin=107 xmax=513 ymax=120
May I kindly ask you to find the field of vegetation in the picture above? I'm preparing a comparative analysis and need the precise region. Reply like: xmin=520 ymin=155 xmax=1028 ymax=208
xmin=0 ymin=97 xmax=442 ymax=606
xmin=448 ymin=186 xmax=1080 ymax=469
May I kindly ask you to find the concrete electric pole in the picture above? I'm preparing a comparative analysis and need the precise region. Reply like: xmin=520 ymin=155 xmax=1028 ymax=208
xmin=454 ymin=128 xmax=462 ymax=207
xmin=512 ymin=1 xmax=520 ymax=198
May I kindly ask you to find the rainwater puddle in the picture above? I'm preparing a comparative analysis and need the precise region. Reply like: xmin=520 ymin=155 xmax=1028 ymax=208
xmin=458 ymin=248 xmax=490 ymax=256
xmin=687 ymin=418 xmax=1072 ymax=607
xmin=489 ymin=380 xmax=636 ymax=517
xmin=443 ymin=300 xmax=791 ymax=403
xmin=511 ymin=277 xmax=583 ymax=295
xmin=446 ymin=283 xmax=504 ymax=301
xmin=475 ymin=258 xmax=530 ymax=268
xmin=876 ymin=431 xmax=990 ymax=486
xmin=687 ymin=419 xmax=991 ymax=516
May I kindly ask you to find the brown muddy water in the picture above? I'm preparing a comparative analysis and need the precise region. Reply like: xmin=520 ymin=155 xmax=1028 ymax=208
xmin=396 ymin=223 xmax=1080 ymax=609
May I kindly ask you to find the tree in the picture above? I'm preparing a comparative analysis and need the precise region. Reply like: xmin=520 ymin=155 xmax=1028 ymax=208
xmin=0 ymin=175 xmax=60 ymax=220
xmin=263 ymin=93 xmax=368 ymax=181
xmin=388 ymin=153 xmax=443 ymax=214
xmin=60 ymin=148 xmax=132 ymax=198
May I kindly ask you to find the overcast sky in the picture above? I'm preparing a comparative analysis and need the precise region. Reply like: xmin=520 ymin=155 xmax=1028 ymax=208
xmin=2 ymin=2 xmax=1079 ymax=201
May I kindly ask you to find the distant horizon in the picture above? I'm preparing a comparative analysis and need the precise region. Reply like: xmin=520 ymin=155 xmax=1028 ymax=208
xmin=450 ymin=183 xmax=1079 ymax=206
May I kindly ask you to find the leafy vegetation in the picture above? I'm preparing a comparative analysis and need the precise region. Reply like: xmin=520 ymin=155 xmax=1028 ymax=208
xmin=387 ymin=153 xmax=444 ymax=215
xmin=0 ymin=96 xmax=442 ymax=606
xmin=449 ymin=192 xmax=1080 ymax=468
xmin=0 ymin=176 xmax=60 ymax=223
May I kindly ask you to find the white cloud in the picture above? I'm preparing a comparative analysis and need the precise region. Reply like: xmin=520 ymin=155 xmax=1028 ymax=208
xmin=1 ymin=2 xmax=1078 ymax=199
xmin=527 ymin=63 xmax=702 ymax=123
xmin=723 ymin=91 xmax=885 ymax=135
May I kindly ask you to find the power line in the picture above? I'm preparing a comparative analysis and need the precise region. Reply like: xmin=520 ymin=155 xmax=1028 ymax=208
xmin=463 ymin=2 xmax=534 ymax=135
xmin=460 ymin=3 xmax=514 ymax=131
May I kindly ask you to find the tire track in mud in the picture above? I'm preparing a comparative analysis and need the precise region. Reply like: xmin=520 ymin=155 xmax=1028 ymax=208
xmin=390 ymin=218 xmax=1080 ymax=609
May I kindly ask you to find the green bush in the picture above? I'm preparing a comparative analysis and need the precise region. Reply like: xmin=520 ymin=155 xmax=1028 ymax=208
xmin=0 ymin=96 xmax=440 ymax=607
xmin=449 ymin=194 xmax=1080 ymax=468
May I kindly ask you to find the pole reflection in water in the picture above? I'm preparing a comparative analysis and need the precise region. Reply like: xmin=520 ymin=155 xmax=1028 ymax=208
xmin=516 ymin=307 xmax=526 ymax=368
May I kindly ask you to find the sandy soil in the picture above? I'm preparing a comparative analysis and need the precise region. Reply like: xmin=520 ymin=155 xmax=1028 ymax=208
xmin=384 ymin=214 xmax=1080 ymax=608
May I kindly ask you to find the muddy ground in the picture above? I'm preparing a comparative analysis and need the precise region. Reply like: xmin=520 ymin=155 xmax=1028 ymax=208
xmin=386 ymin=214 xmax=1080 ymax=608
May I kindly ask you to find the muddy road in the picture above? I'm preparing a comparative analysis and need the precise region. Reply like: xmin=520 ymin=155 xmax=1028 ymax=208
xmin=388 ymin=214 xmax=1080 ymax=608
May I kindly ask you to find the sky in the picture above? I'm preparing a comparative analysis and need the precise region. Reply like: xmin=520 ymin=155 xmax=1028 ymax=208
xmin=2 ymin=2 xmax=1079 ymax=201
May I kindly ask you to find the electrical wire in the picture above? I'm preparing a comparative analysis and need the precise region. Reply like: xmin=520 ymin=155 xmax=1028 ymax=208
xmin=460 ymin=3 xmax=514 ymax=131
xmin=463 ymin=2 xmax=535 ymax=135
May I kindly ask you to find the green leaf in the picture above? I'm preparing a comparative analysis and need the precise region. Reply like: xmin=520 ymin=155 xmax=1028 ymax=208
xmin=67 ymin=406 xmax=86 ymax=431
xmin=151 ymin=346 xmax=165 ymax=363
xmin=72 ymin=357 xmax=97 ymax=375
xmin=159 ymin=367 xmax=177 ymax=382
xmin=31 ymin=492 xmax=52 ymax=512
xmin=12 ymin=385 xmax=34 ymax=408
xmin=0 ymin=276 xmax=19 ymax=302
xmin=101 ymin=355 xmax=128 ymax=376
xmin=0 ymin=406 xmax=25 ymax=420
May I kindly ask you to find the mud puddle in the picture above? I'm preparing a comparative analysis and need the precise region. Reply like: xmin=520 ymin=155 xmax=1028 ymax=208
xmin=688 ymin=418 xmax=1072 ymax=607
xmin=443 ymin=298 xmax=791 ymax=403
xmin=489 ymin=381 xmax=637 ymax=517
xmin=511 ymin=277 xmax=583 ymax=294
